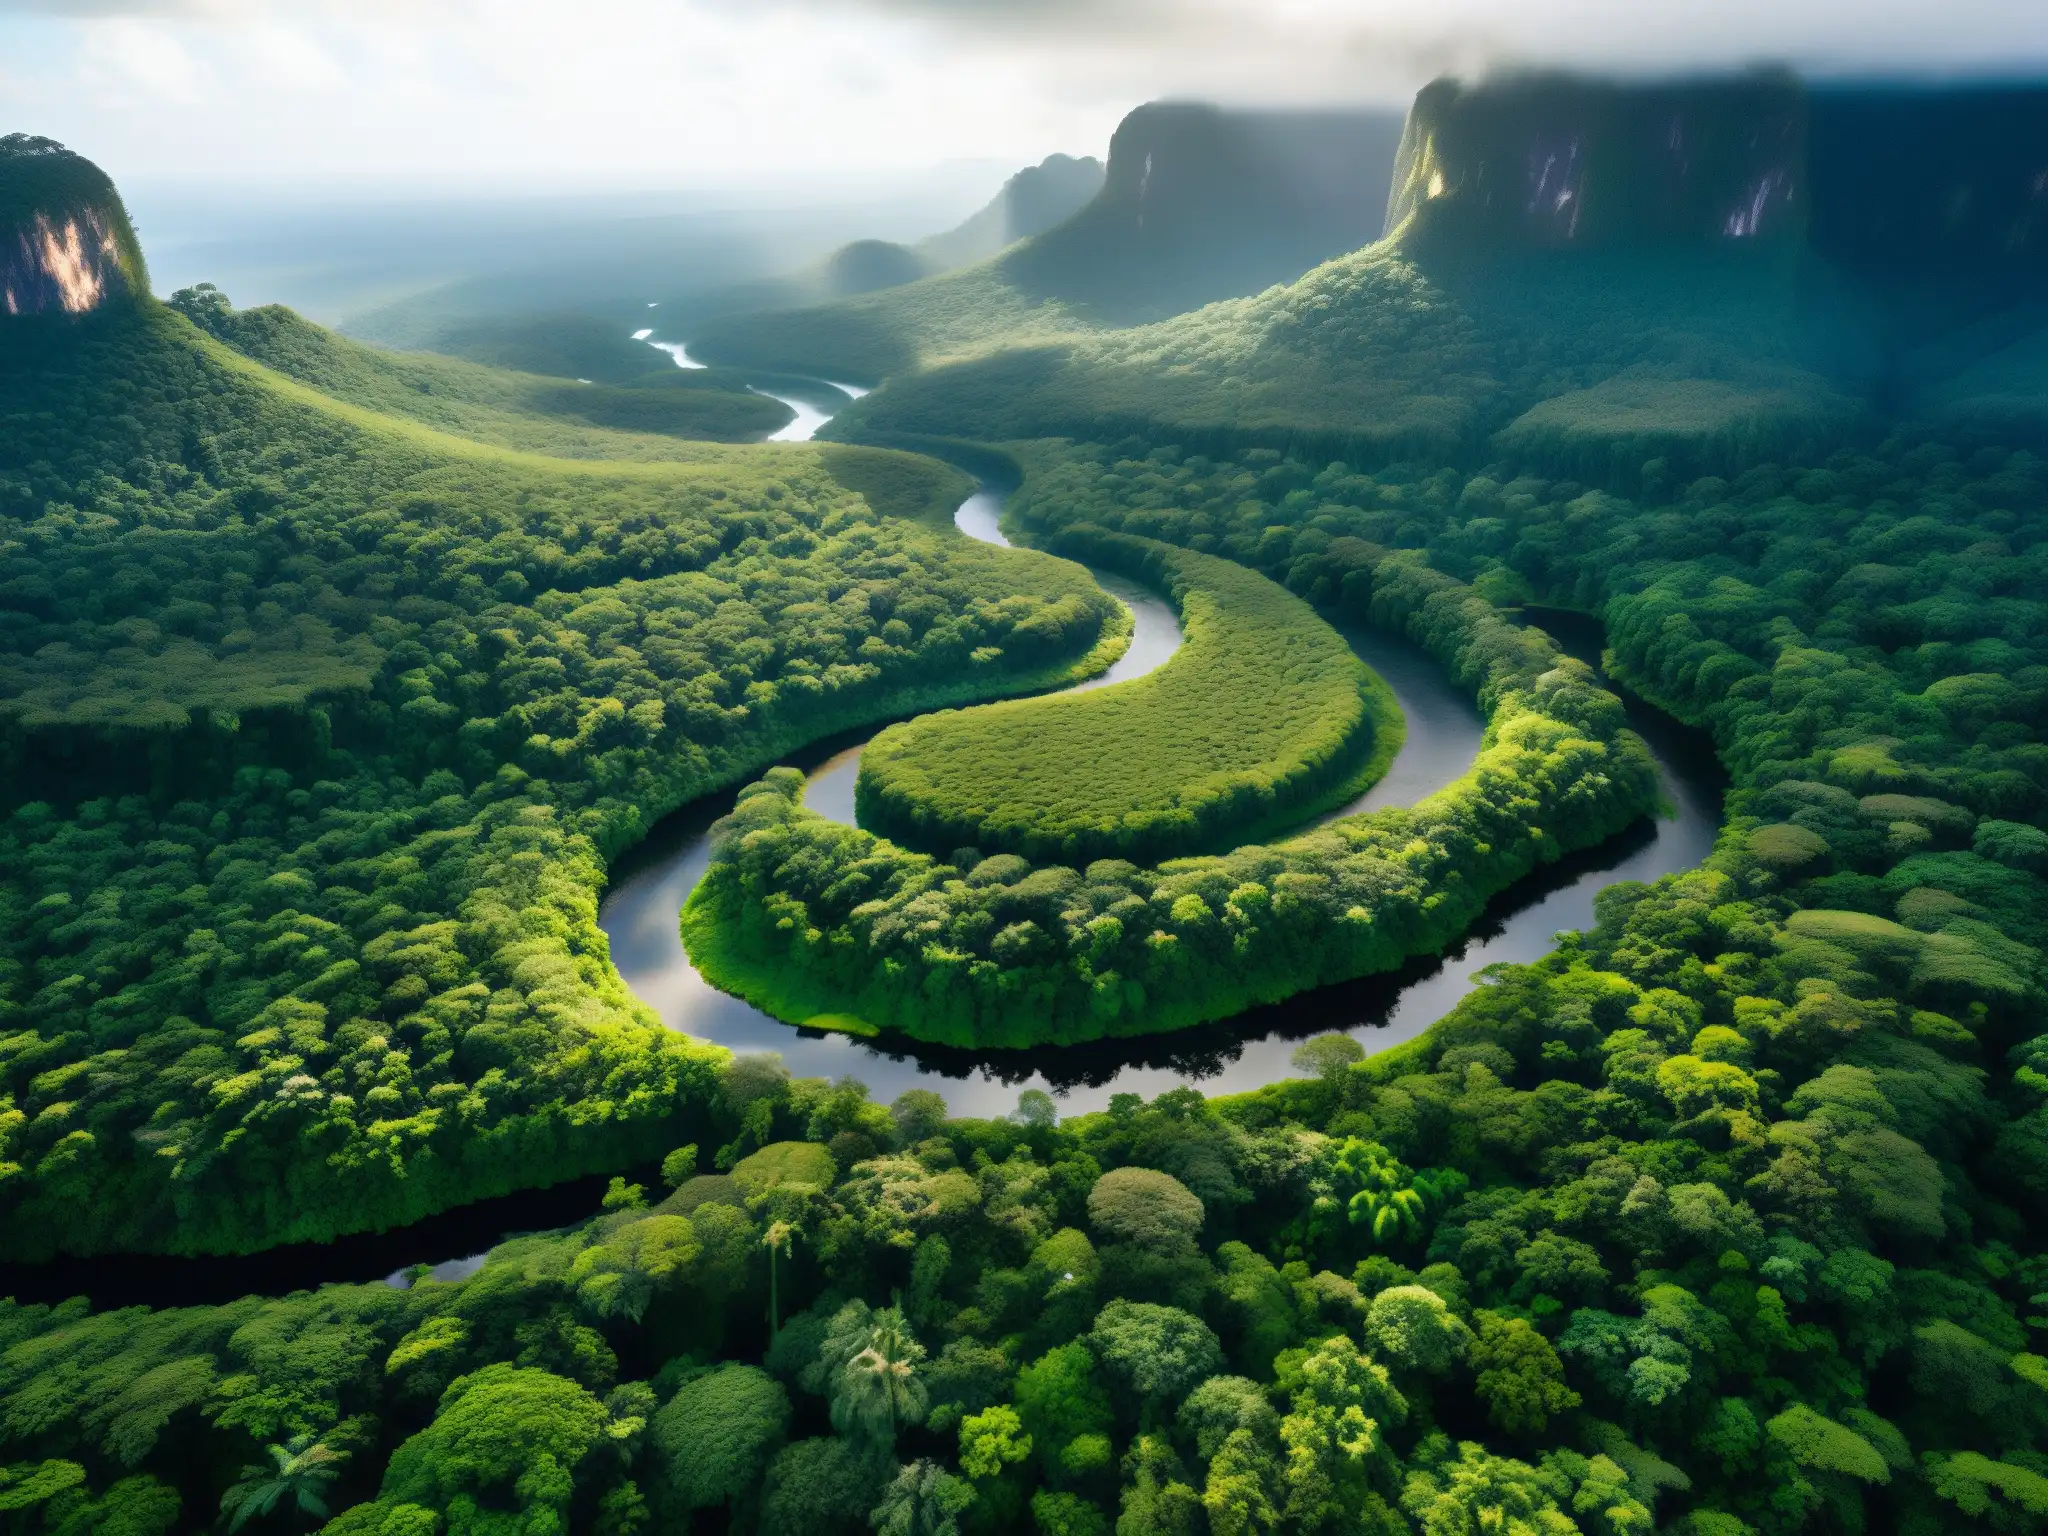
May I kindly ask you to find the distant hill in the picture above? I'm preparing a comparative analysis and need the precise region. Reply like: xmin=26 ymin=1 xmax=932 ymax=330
xmin=356 ymin=154 xmax=1101 ymax=384
xmin=785 ymin=155 xmax=1110 ymax=299
xmin=917 ymin=152 xmax=1106 ymax=269
xmin=688 ymin=102 xmax=1407 ymax=381
xmin=1 ymin=133 xmax=149 ymax=317
xmin=168 ymin=284 xmax=795 ymax=448
xmin=642 ymin=152 xmax=1108 ymax=331
xmin=1001 ymin=102 xmax=1406 ymax=312
xmin=829 ymin=74 xmax=2048 ymax=478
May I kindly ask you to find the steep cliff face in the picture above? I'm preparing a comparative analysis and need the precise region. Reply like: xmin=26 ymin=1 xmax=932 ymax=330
xmin=0 ymin=135 xmax=147 ymax=317
xmin=919 ymin=153 xmax=1105 ymax=270
xmin=1003 ymin=101 xmax=1407 ymax=315
xmin=1387 ymin=74 xmax=1808 ymax=249
xmin=1386 ymin=74 xmax=2048 ymax=273
xmin=1380 ymin=75 xmax=2048 ymax=435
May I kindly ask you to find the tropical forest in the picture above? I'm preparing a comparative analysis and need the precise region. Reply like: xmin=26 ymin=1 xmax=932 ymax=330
xmin=3 ymin=31 xmax=2048 ymax=1536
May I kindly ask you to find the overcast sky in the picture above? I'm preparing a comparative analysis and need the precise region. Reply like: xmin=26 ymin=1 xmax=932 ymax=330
xmin=5 ymin=0 xmax=2048 ymax=191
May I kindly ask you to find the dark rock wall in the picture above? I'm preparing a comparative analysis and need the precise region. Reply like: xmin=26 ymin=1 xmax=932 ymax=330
xmin=1084 ymin=101 xmax=1405 ymax=257
xmin=1388 ymin=74 xmax=1809 ymax=249
xmin=1003 ymin=101 xmax=1407 ymax=314
xmin=3 ymin=205 xmax=134 ymax=316
xmin=1389 ymin=73 xmax=2048 ymax=277
xmin=0 ymin=135 xmax=147 ymax=318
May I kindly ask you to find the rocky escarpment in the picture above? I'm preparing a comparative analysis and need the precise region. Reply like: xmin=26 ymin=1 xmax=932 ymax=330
xmin=1809 ymin=86 xmax=2048 ymax=277
xmin=1003 ymin=101 xmax=1408 ymax=313
xmin=1387 ymin=73 xmax=2048 ymax=272
xmin=1387 ymin=74 xmax=1810 ymax=249
xmin=919 ymin=152 xmax=1105 ymax=269
xmin=1 ymin=134 xmax=148 ymax=317
xmin=1381 ymin=75 xmax=2048 ymax=440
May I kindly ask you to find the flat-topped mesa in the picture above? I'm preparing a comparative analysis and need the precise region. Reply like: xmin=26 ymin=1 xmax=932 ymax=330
xmin=1388 ymin=73 xmax=1809 ymax=250
xmin=1005 ymin=100 xmax=1407 ymax=311
xmin=1089 ymin=101 xmax=1403 ymax=252
xmin=1388 ymin=74 xmax=2048 ymax=275
xmin=0 ymin=134 xmax=148 ymax=317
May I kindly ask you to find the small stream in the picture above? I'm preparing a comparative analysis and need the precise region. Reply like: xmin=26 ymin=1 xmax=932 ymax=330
xmin=647 ymin=337 xmax=867 ymax=444
xmin=0 ymin=343 xmax=1722 ymax=1308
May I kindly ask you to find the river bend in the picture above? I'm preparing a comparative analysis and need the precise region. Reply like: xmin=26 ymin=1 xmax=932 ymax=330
xmin=595 ymin=376 xmax=1722 ymax=1116
xmin=0 ymin=346 xmax=1721 ymax=1306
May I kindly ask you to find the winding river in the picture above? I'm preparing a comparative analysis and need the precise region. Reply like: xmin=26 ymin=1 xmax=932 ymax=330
xmin=594 ymin=374 xmax=1722 ymax=1115
xmin=0 ymin=350 xmax=1721 ymax=1308
xmin=595 ymin=505 xmax=1720 ymax=1119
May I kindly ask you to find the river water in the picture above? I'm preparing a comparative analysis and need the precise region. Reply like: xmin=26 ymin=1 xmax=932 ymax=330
xmin=592 ymin=376 xmax=1722 ymax=1113
xmin=594 ymin=492 xmax=1721 ymax=1117
xmin=0 ymin=350 xmax=1720 ymax=1308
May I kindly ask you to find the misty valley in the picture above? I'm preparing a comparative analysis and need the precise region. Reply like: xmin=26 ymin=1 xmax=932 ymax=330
xmin=3 ymin=66 xmax=2048 ymax=1536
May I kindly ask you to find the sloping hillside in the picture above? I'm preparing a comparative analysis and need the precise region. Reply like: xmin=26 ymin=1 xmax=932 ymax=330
xmin=168 ymin=284 xmax=794 ymax=451
xmin=0 ymin=144 xmax=1134 ymax=1258
xmin=834 ymin=76 xmax=2048 ymax=479
xmin=689 ymin=102 xmax=1407 ymax=382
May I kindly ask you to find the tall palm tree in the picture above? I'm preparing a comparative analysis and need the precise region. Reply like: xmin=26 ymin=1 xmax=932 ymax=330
xmin=218 ymin=1436 xmax=344 ymax=1532
xmin=832 ymin=1308 xmax=929 ymax=1449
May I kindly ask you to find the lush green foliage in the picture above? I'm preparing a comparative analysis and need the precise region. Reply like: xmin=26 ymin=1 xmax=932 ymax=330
xmin=654 ymin=404 xmax=2048 ymax=1524
xmin=857 ymin=530 xmax=1390 ymax=864
xmin=0 ymin=303 xmax=1125 ymax=1255
xmin=826 ymin=240 xmax=1861 ymax=493
xmin=424 ymin=312 xmax=692 ymax=385
xmin=686 ymin=539 xmax=1657 ymax=1045
xmin=10 ymin=118 xmax=2048 ymax=1536
xmin=170 ymin=287 xmax=794 ymax=450
xmin=693 ymin=253 xmax=1100 ymax=385
xmin=10 ymin=824 xmax=2046 ymax=1535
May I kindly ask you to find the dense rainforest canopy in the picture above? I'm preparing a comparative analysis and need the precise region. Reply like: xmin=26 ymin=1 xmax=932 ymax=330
xmin=688 ymin=531 xmax=1659 ymax=1046
xmin=169 ymin=287 xmax=798 ymax=450
xmin=6 ymin=82 xmax=2048 ymax=1536
xmin=853 ymin=532 xmax=1395 ymax=868
xmin=0 ymin=299 xmax=1122 ymax=1257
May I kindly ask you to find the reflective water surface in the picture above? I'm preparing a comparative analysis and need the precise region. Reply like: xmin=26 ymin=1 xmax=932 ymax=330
xmin=594 ymin=562 xmax=1720 ymax=1118
xmin=803 ymin=492 xmax=1187 ymax=825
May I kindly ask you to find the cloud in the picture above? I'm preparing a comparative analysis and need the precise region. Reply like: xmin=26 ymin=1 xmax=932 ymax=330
xmin=744 ymin=0 xmax=2048 ymax=89
xmin=8 ymin=0 xmax=2048 ymax=186
xmin=76 ymin=16 xmax=213 ymax=102
xmin=0 ymin=0 xmax=226 ymax=14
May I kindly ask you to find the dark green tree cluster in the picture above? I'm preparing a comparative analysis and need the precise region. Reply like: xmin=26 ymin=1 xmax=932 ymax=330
xmin=857 ymin=529 xmax=1391 ymax=866
xmin=0 ymin=303 xmax=1123 ymax=1256
xmin=8 ymin=828 xmax=2044 ymax=1536
xmin=686 ymin=541 xmax=1659 ymax=1046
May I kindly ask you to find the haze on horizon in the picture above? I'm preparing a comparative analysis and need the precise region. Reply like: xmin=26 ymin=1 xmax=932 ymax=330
xmin=3 ymin=0 xmax=2048 ymax=193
